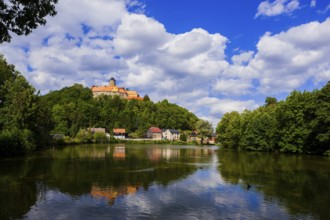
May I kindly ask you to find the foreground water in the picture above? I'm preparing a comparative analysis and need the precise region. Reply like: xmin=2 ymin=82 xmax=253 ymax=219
xmin=0 ymin=144 xmax=329 ymax=219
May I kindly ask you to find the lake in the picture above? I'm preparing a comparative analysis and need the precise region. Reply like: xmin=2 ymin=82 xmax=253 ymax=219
xmin=0 ymin=144 xmax=329 ymax=219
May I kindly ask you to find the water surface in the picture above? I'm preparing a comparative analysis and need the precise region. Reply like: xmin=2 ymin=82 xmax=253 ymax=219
xmin=0 ymin=144 xmax=329 ymax=219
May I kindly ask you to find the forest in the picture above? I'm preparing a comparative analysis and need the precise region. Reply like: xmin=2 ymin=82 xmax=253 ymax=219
xmin=216 ymin=82 xmax=330 ymax=156
xmin=0 ymin=55 xmax=201 ymax=156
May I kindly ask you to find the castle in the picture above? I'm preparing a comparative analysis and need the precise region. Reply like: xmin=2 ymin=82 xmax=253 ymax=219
xmin=91 ymin=77 xmax=143 ymax=100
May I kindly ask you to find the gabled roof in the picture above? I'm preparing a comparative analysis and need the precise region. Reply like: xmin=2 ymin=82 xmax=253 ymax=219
xmin=91 ymin=85 xmax=125 ymax=93
xmin=126 ymin=90 xmax=138 ymax=96
xmin=162 ymin=129 xmax=180 ymax=134
xmin=148 ymin=127 xmax=162 ymax=133
xmin=169 ymin=129 xmax=180 ymax=134
xmin=113 ymin=128 xmax=126 ymax=133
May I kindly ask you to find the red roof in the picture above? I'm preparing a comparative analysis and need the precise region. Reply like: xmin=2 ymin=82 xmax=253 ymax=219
xmin=113 ymin=128 xmax=126 ymax=133
xmin=148 ymin=127 xmax=162 ymax=133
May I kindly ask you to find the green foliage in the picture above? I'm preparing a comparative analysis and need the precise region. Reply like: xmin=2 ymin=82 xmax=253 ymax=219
xmin=216 ymin=112 xmax=241 ymax=149
xmin=0 ymin=55 xmax=199 ymax=156
xmin=195 ymin=120 xmax=213 ymax=138
xmin=74 ymin=129 xmax=93 ymax=143
xmin=216 ymin=82 xmax=330 ymax=155
xmin=265 ymin=97 xmax=277 ymax=106
xmin=42 ymin=86 xmax=198 ymax=139
xmin=93 ymin=132 xmax=107 ymax=143
xmin=0 ymin=0 xmax=59 ymax=43
xmin=180 ymin=132 xmax=188 ymax=142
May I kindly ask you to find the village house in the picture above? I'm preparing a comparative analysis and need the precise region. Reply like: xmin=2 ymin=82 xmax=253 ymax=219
xmin=189 ymin=131 xmax=198 ymax=141
xmin=88 ymin=127 xmax=106 ymax=134
xmin=162 ymin=129 xmax=180 ymax=140
xmin=147 ymin=127 xmax=163 ymax=140
xmin=91 ymin=77 xmax=143 ymax=100
xmin=113 ymin=128 xmax=127 ymax=139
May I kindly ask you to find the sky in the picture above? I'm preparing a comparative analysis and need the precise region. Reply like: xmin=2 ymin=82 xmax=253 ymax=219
xmin=1 ymin=0 xmax=330 ymax=127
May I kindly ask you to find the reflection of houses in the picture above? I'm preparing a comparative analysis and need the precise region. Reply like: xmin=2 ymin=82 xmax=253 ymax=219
xmin=91 ymin=77 xmax=143 ymax=100
xmin=162 ymin=129 xmax=180 ymax=140
xmin=147 ymin=127 xmax=162 ymax=140
xmin=91 ymin=185 xmax=138 ymax=205
xmin=147 ymin=148 xmax=180 ymax=161
xmin=113 ymin=128 xmax=126 ymax=139
xmin=113 ymin=146 xmax=126 ymax=159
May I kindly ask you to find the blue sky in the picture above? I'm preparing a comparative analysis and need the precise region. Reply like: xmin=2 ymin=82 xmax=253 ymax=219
xmin=1 ymin=0 xmax=330 ymax=126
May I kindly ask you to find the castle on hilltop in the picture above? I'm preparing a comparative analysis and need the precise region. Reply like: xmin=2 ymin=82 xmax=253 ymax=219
xmin=91 ymin=77 xmax=143 ymax=100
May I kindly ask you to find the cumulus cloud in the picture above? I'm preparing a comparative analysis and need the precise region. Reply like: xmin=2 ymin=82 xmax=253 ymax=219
xmin=1 ymin=0 xmax=330 ymax=126
xmin=248 ymin=18 xmax=330 ymax=93
xmin=255 ymin=0 xmax=300 ymax=18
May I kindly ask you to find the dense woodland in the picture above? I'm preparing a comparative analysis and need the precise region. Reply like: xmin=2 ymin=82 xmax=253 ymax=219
xmin=42 ymin=84 xmax=199 ymax=138
xmin=216 ymin=82 xmax=330 ymax=155
xmin=0 ymin=55 xmax=201 ymax=156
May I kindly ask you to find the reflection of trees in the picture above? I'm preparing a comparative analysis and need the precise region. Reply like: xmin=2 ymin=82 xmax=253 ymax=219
xmin=217 ymin=148 xmax=330 ymax=219
xmin=0 ymin=159 xmax=38 ymax=220
xmin=45 ymin=145 xmax=200 ymax=195
xmin=0 ymin=145 xmax=216 ymax=219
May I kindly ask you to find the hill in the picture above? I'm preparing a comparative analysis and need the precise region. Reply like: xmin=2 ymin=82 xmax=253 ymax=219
xmin=41 ymin=83 xmax=199 ymax=137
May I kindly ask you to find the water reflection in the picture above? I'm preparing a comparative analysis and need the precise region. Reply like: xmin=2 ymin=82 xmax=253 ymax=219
xmin=0 ymin=145 xmax=329 ymax=219
xmin=217 ymin=148 xmax=330 ymax=219
xmin=91 ymin=184 xmax=139 ymax=205
xmin=113 ymin=145 xmax=126 ymax=159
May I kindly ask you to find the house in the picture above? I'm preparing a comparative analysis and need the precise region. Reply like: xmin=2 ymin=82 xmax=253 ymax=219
xmin=147 ymin=127 xmax=162 ymax=140
xmin=91 ymin=77 xmax=143 ymax=100
xmin=189 ymin=131 xmax=198 ymax=141
xmin=88 ymin=128 xmax=106 ymax=134
xmin=113 ymin=128 xmax=126 ymax=139
xmin=162 ymin=129 xmax=180 ymax=140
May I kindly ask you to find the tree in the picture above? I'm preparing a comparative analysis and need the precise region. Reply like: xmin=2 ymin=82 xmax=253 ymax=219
xmin=0 ymin=55 xmax=18 ymax=107
xmin=195 ymin=120 xmax=213 ymax=144
xmin=143 ymin=95 xmax=150 ymax=101
xmin=265 ymin=97 xmax=277 ymax=106
xmin=180 ymin=132 xmax=187 ymax=142
xmin=216 ymin=111 xmax=241 ymax=149
xmin=0 ymin=72 xmax=45 ymax=155
xmin=0 ymin=0 xmax=59 ymax=43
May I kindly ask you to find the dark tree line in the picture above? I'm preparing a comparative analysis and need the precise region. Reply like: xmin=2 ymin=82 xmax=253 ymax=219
xmin=216 ymin=82 xmax=330 ymax=155
xmin=0 ymin=55 xmax=51 ymax=156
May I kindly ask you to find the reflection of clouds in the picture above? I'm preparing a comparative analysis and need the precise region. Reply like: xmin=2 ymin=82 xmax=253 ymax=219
xmin=23 ymin=153 xmax=302 ymax=219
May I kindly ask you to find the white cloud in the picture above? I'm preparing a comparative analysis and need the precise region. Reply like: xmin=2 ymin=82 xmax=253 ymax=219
xmin=255 ymin=0 xmax=300 ymax=18
xmin=1 ymin=0 xmax=330 ymax=125
xmin=248 ymin=18 xmax=330 ymax=94
xmin=113 ymin=14 xmax=172 ymax=57
xmin=212 ymin=78 xmax=253 ymax=96
xmin=310 ymin=0 xmax=316 ymax=7
xmin=196 ymin=97 xmax=259 ymax=115
xmin=231 ymin=51 xmax=254 ymax=65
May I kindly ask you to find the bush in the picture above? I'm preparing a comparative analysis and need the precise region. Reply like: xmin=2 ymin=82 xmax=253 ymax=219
xmin=74 ymin=129 xmax=93 ymax=143
xmin=0 ymin=128 xmax=36 ymax=156
xmin=93 ymin=132 xmax=107 ymax=143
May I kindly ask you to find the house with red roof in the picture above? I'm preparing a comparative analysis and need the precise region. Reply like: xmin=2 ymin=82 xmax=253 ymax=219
xmin=147 ymin=127 xmax=163 ymax=140
xmin=113 ymin=128 xmax=127 ymax=139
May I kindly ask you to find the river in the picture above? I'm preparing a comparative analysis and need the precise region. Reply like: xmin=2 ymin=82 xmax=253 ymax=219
xmin=0 ymin=144 xmax=329 ymax=219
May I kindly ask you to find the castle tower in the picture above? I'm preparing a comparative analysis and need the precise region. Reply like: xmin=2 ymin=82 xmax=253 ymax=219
xmin=109 ymin=77 xmax=116 ymax=86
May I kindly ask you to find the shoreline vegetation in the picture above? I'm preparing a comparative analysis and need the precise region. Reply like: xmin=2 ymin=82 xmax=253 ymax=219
xmin=51 ymin=136 xmax=204 ymax=146
xmin=1 ymin=55 xmax=214 ymax=157
xmin=1 ymin=55 xmax=329 ymax=157
xmin=216 ymin=81 xmax=330 ymax=157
